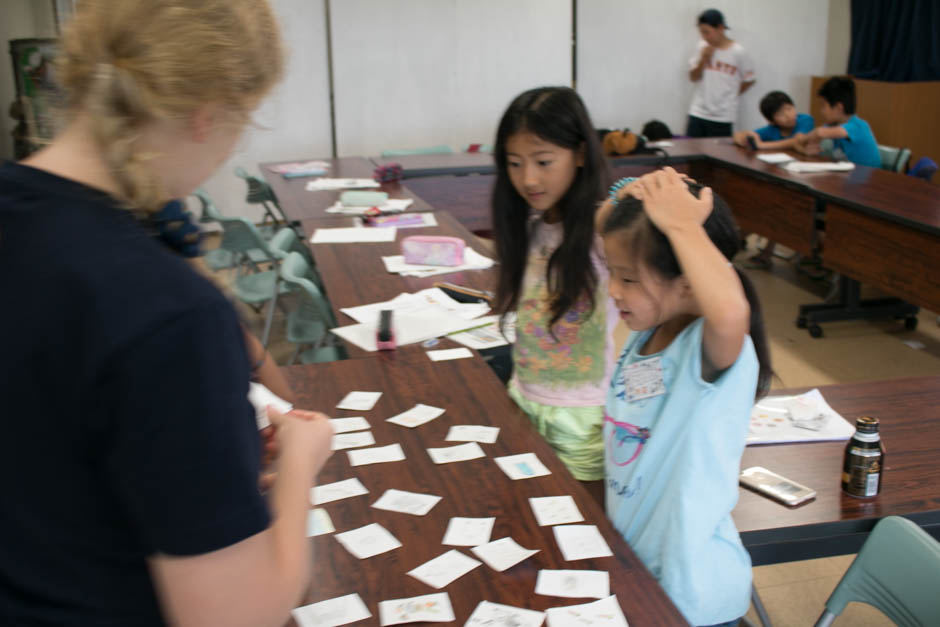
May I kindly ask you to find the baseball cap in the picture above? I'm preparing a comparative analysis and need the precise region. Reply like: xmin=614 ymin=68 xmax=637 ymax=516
xmin=698 ymin=9 xmax=728 ymax=28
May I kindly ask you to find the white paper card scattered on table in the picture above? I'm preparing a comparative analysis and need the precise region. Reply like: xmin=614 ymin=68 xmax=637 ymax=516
xmin=327 ymin=197 xmax=414 ymax=215
xmin=305 ymin=177 xmax=380 ymax=191
xmin=334 ymin=522 xmax=402 ymax=559
xmin=448 ymin=314 xmax=516 ymax=350
xmin=465 ymin=601 xmax=546 ymax=627
xmin=545 ymin=595 xmax=628 ymax=627
xmin=494 ymin=453 xmax=552 ymax=480
xmin=427 ymin=347 xmax=474 ymax=361
xmin=535 ymin=570 xmax=610 ymax=599
xmin=445 ymin=425 xmax=500 ymax=444
xmin=311 ymin=477 xmax=369 ymax=506
xmin=406 ymin=549 xmax=482 ymax=589
xmin=371 ymin=489 xmax=442 ymax=516
xmin=756 ymin=152 xmax=794 ymax=164
xmin=529 ymin=496 xmax=584 ymax=526
xmin=378 ymin=592 xmax=455 ymax=626
xmin=748 ymin=388 xmax=854 ymax=444
xmin=247 ymin=381 xmax=293 ymax=429
xmin=336 ymin=391 xmax=382 ymax=411
xmin=348 ymin=443 xmax=406 ymax=467
xmin=331 ymin=431 xmax=376 ymax=451
xmin=471 ymin=537 xmax=539 ymax=572
xmin=442 ymin=517 xmax=496 ymax=547
xmin=311 ymin=226 xmax=397 ymax=244
xmin=332 ymin=308 xmax=478 ymax=352
xmin=387 ymin=404 xmax=446 ymax=428
xmin=341 ymin=288 xmax=489 ymax=325
xmin=427 ymin=442 xmax=486 ymax=464
xmin=783 ymin=160 xmax=855 ymax=173
xmin=330 ymin=416 xmax=371 ymax=433
xmin=382 ymin=248 xmax=495 ymax=278
xmin=553 ymin=525 xmax=614 ymax=561
xmin=306 ymin=508 xmax=335 ymax=537
xmin=291 ymin=593 xmax=372 ymax=627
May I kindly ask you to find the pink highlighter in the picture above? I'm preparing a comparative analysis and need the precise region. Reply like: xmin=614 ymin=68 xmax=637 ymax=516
xmin=376 ymin=309 xmax=396 ymax=350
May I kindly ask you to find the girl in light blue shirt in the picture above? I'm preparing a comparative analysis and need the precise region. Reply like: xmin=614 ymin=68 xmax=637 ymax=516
xmin=598 ymin=168 xmax=772 ymax=626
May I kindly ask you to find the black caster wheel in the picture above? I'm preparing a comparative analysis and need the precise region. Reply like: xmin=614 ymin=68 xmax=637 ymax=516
xmin=904 ymin=316 xmax=918 ymax=331
xmin=796 ymin=316 xmax=808 ymax=329
xmin=809 ymin=324 xmax=823 ymax=338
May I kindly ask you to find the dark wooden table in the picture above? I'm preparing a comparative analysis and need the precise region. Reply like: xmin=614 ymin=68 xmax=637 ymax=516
xmin=370 ymin=152 xmax=496 ymax=178
xmin=285 ymin=353 xmax=688 ymax=625
xmin=261 ymin=157 xmax=432 ymax=222
xmin=733 ymin=375 xmax=940 ymax=566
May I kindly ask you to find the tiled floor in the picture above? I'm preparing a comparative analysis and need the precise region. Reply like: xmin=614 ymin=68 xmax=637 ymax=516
xmin=230 ymin=235 xmax=938 ymax=626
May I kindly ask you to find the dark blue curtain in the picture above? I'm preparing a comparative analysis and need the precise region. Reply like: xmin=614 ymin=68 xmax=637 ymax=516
xmin=848 ymin=0 xmax=940 ymax=81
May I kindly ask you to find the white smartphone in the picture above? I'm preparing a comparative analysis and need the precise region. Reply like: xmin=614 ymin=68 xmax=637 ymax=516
xmin=740 ymin=466 xmax=817 ymax=507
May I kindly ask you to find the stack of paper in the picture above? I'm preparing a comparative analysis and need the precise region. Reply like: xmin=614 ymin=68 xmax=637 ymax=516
xmin=448 ymin=314 xmax=515 ymax=350
xmin=268 ymin=160 xmax=331 ymax=178
xmin=748 ymin=388 xmax=855 ymax=444
xmin=756 ymin=153 xmax=794 ymax=164
xmin=332 ymin=305 xmax=482 ymax=352
xmin=326 ymin=198 xmax=414 ymax=215
xmin=783 ymin=160 xmax=855 ymax=173
xmin=382 ymin=248 xmax=495 ymax=278
xmin=310 ymin=226 xmax=397 ymax=244
xmin=305 ymin=178 xmax=380 ymax=191
xmin=340 ymin=288 xmax=490 ymax=324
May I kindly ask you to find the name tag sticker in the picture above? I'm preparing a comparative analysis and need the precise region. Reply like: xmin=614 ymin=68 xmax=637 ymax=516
xmin=624 ymin=357 xmax=666 ymax=401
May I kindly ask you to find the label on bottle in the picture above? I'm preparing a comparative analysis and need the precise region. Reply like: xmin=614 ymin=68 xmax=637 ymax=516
xmin=842 ymin=446 xmax=882 ymax=498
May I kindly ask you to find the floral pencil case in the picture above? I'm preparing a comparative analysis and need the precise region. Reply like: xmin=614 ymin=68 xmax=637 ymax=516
xmin=401 ymin=235 xmax=465 ymax=266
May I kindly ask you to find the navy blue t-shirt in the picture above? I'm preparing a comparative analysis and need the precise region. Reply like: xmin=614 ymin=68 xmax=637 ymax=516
xmin=0 ymin=162 xmax=270 ymax=625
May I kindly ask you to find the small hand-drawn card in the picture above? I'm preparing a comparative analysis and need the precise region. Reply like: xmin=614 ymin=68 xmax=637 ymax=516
xmin=465 ymin=601 xmax=546 ymax=627
xmin=406 ymin=549 xmax=482 ymax=589
xmin=330 ymin=416 xmax=371 ymax=433
xmin=348 ymin=443 xmax=406 ymax=467
xmin=311 ymin=477 xmax=369 ymax=506
xmin=334 ymin=523 xmax=402 ymax=559
xmin=331 ymin=431 xmax=376 ymax=451
xmin=552 ymin=525 xmax=614 ymax=561
xmin=470 ymin=537 xmax=539 ymax=572
xmin=371 ymin=489 xmax=442 ymax=516
xmin=535 ymin=570 xmax=610 ymax=599
xmin=378 ymin=592 xmax=455 ymax=626
xmin=336 ymin=391 xmax=383 ymax=411
xmin=426 ymin=348 xmax=474 ymax=361
xmin=387 ymin=404 xmax=446 ymax=428
xmin=306 ymin=508 xmax=335 ymax=537
xmin=248 ymin=381 xmax=293 ymax=429
xmin=494 ymin=453 xmax=552 ymax=480
xmin=445 ymin=425 xmax=500 ymax=444
xmin=529 ymin=496 xmax=584 ymax=526
xmin=291 ymin=593 xmax=371 ymax=627
xmin=545 ymin=595 xmax=628 ymax=627
xmin=427 ymin=442 xmax=486 ymax=464
xmin=442 ymin=517 xmax=496 ymax=547
xmin=624 ymin=357 xmax=666 ymax=401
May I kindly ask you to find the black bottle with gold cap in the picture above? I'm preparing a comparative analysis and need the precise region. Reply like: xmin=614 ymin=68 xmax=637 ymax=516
xmin=841 ymin=416 xmax=885 ymax=498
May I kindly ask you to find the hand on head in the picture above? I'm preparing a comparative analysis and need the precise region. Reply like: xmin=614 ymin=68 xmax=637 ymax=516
xmin=632 ymin=167 xmax=714 ymax=234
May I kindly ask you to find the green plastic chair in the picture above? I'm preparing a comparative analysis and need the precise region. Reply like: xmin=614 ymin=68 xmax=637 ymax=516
xmin=814 ymin=516 xmax=940 ymax=626
xmin=279 ymin=252 xmax=344 ymax=364
xmin=191 ymin=189 xmax=270 ymax=273
xmin=234 ymin=166 xmax=298 ymax=236
xmin=877 ymin=145 xmax=911 ymax=173
xmin=380 ymin=144 xmax=453 ymax=158
xmin=268 ymin=227 xmax=323 ymax=288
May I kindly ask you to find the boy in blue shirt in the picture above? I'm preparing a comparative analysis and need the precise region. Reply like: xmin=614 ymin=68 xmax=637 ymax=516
xmin=796 ymin=76 xmax=881 ymax=167
xmin=733 ymin=90 xmax=814 ymax=150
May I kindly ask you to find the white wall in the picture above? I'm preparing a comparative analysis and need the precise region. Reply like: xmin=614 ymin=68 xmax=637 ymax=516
xmin=576 ymin=0 xmax=830 ymax=135
xmin=330 ymin=0 xmax=571 ymax=157
xmin=825 ymin=0 xmax=851 ymax=75
xmin=198 ymin=0 xmax=333 ymax=222
xmin=0 ymin=0 xmax=57 ymax=160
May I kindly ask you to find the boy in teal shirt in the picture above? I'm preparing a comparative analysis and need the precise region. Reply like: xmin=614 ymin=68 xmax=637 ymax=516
xmin=796 ymin=76 xmax=881 ymax=167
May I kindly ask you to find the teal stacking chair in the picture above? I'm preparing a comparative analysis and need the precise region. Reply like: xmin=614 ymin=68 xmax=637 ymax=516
xmin=268 ymin=227 xmax=323 ymax=288
xmin=234 ymin=166 xmax=297 ymax=236
xmin=814 ymin=516 xmax=940 ymax=626
xmin=877 ymin=145 xmax=911 ymax=173
xmin=380 ymin=144 xmax=453 ymax=158
xmin=279 ymin=252 xmax=344 ymax=364
xmin=191 ymin=189 xmax=271 ymax=273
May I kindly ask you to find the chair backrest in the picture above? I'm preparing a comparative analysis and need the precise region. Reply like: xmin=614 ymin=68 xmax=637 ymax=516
xmin=191 ymin=188 xmax=224 ymax=223
xmin=380 ymin=144 xmax=453 ymax=158
xmin=907 ymin=156 xmax=938 ymax=182
xmin=234 ymin=166 xmax=294 ymax=229
xmin=878 ymin=144 xmax=911 ymax=173
xmin=816 ymin=516 xmax=940 ymax=626
xmin=217 ymin=214 xmax=277 ymax=261
xmin=268 ymin=226 xmax=314 ymax=264
xmin=280 ymin=252 xmax=335 ymax=325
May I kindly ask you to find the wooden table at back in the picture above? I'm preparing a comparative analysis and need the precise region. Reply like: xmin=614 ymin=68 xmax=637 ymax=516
xmin=284 ymin=352 xmax=688 ymax=625
xmin=735 ymin=375 xmax=940 ymax=566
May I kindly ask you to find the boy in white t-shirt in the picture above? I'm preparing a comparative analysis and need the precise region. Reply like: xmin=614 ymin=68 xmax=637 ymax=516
xmin=687 ymin=9 xmax=756 ymax=138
